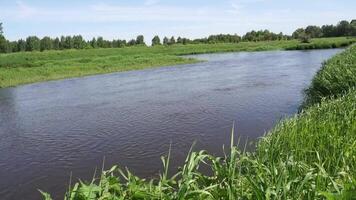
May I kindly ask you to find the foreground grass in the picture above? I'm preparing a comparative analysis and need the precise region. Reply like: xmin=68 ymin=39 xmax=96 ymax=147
xmin=1 ymin=37 xmax=355 ymax=88
xmin=41 ymin=45 xmax=356 ymax=199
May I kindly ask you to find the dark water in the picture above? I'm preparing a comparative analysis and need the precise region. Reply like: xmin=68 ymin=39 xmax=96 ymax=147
xmin=0 ymin=49 xmax=341 ymax=199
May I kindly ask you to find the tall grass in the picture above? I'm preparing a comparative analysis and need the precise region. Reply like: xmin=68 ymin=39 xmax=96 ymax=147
xmin=1 ymin=37 xmax=355 ymax=88
xmin=40 ymin=44 xmax=356 ymax=200
xmin=301 ymin=45 xmax=356 ymax=108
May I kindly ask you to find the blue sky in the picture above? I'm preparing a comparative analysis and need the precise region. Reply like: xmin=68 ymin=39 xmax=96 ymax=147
xmin=1 ymin=0 xmax=355 ymax=41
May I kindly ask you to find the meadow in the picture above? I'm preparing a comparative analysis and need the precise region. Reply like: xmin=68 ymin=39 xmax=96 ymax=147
xmin=0 ymin=37 xmax=355 ymax=88
xmin=40 ymin=45 xmax=356 ymax=199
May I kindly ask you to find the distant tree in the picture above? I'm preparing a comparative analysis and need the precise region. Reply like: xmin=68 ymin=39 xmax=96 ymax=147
xmin=17 ymin=39 xmax=26 ymax=51
xmin=73 ymin=35 xmax=85 ymax=49
xmin=59 ymin=36 xmax=66 ymax=50
xmin=63 ymin=36 xmax=73 ymax=49
xmin=97 ymin=37 xmax=104 ymax=48
xmin=181 ymin=38 xmax=189 ymax=45
xmin=336 ymin=20 xmax=350 ymax=36
xmin=90 ymin=37 xmax=97 ymax=48
xmin=208 ymin=34 xmax=241 ymax=43
xmin=321 ymin=25 xmax=336 ymax=37
xmin=40 ymin=36 xmax=53 ymax=51
xmin=0 ymin=22 xmax=3 ymax=36
xmin=151 ymin=35 xmax=161 ymax=46
xmin=350 ymin=19 xmax=356 ymax=36
xmin=163 ymin=37 xmax=169 ymax=45
xmin=0 ymin=35 xmax=7 ymax=53
xmin=298 ymin=32 xmax=311 ymax=43
xmin=136 ymin=35 xmax=145 ymax=45
xmin=25 ymin=36 xmax=40 ymax=51
xmin=53 ymin=37 xmax=60 ymax=50
xmin=116 ymin=39 xmax=126 ymax=47
xmin=169 ymin=36 xmax=176 ymax=45
xmin=177 ymin=37 xmax=183 ymax=44
xmin=127 ymin=39 xmax=136 ymax=46
xmin=305 ymin=26 xmax=323 ymax=38
xmin=0 ymin=22 xmax=7 ymax=53
xmin=9 ymin=41 xmax=18 ymax=53
xmin=292 ymin=28 xmax=305 ymax=39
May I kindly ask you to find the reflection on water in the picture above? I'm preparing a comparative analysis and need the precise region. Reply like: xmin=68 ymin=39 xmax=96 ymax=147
xmin=0 ymin=49 xmax=341 ymax=199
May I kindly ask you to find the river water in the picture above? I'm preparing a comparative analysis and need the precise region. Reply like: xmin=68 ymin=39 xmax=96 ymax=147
xmin=0 ymin=49 xmax=341 ymax=199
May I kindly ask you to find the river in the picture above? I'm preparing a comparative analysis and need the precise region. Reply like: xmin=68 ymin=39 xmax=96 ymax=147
xmin=0 ymin=48 xmax=341 ymax=199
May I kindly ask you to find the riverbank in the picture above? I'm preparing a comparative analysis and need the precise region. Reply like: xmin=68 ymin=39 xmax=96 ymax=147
xmin=41 ymin=45 xmax=356 ymax=199
xmin=1 ymin=37 xmax=355 ymax=88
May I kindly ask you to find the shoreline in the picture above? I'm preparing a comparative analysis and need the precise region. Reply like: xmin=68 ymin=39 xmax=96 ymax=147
xmin=0 ymin=37 xmax=355 ymax=88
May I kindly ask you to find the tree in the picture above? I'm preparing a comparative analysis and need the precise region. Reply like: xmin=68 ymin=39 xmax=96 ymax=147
xmin=321 ymin=25 xmax=336 ymax=37
xmin=73 ymin=35 xmax=85 ymax=49
xmin=17 ymin=39 xmax=26 ymax=51
xmin=40 ymin=37 xmax=53 ymax=51
xmin=305 ymin=26 xmax=322 ymax=38
xmin=151 ymin=35 xmax=161 ymax=46
xmin=117 ymin=39 xmax=126 ymax=47
xmin=9 ymin=41 xmax=18 ymax=53
xmin=336 ymin=20 xmax=350 ymax=36
xmin=90 ymin=37 xmax=97 ymax=48
xmin=59 ymin=36 xmax=66 ymax=50
xmin=64 ymin=36 xmax=73 ymax=49
xmin=0 ymin=22 xmax=3 ymax=36
xmin=182 ymin=38 xmax=189 ymax=45
xmin=169 ymin=36 xmax=176 ymax=45
xmin=350 ymin=19 xmax=356 ymax=36
xmin=298 ymin=32 xmax=311 ymax=43
xmin=127 ymin=39 xmax=136 ymax=46
xmin=136 ymin=35 xmax=145 ymax=45
xmin=292 ymin=28 xmax=305 ymax=39
xmin=163 ymin=37 xmax=169 ymax=45
xmin=26 ymin=36 xmax=40 ymax=51
xmin=53 ymin=37 xmax=60 ymax=50
xmin=208 ymin=34 xmax=241 ymax=43
xmin=97 ymin=37 xmax=104 ymax=48
xmin=0 ymin=35 xmax=7 ymax=53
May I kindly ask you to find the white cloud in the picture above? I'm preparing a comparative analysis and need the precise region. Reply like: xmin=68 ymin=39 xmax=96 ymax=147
xmin=16 ymin=0 xmax=37 ymax=18
xmin=144 ymin=0 xmax=160 ymax=6
xmin=1 ymin=0 xmax=354 ymax=41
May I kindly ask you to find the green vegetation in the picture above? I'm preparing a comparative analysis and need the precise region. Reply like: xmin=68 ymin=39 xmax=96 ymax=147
xmin=302 ymin=45 xmax=356 ymax=108
xmin=0 ymin=19 xmax=355 ymax=54
xmin=41 ymin=45 xmax=356 ymax=199
xmin=1 ymin=37 xmax=356 ymax=88
xmin=293 ymin=20 xmax=356 ymax=39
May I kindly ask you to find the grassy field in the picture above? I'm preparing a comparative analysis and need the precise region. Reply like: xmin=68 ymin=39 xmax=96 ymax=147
xmin=41 ymin=45 xmax=356 ymax=199
xmin=1 ymin=37 xmax=355 ymax=88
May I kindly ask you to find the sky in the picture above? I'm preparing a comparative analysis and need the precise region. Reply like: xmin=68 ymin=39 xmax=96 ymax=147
xmin=0 ymin=0 xmax=355 ymax=42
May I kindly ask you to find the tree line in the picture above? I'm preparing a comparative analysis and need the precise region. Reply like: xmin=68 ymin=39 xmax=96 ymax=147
xmin=0 ymin=19 xmax=355 ymax=53
xmin=292 ymin=20 xmax=356 ymax=40
xmin=0 ymin=31 xmax=146 ymax=53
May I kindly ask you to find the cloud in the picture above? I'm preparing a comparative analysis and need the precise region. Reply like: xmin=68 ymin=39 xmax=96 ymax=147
xmin=16 ymin=1 xmax=37 ymax=18
xmin=2 ymin=0 xmax=355 ymax=41
xmin=144 ymin=0 xmax=160 ymax=6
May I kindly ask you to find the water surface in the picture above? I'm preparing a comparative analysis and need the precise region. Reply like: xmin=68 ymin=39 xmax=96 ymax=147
xmin=0 ymin=49 xmax=341 ymax=199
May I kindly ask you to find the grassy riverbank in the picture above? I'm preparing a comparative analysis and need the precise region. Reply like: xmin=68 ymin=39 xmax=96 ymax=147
xmin=1 ymin=37 xmax=355 ymax=88
xmin=41 ymin=45 xmax=356 ymax=199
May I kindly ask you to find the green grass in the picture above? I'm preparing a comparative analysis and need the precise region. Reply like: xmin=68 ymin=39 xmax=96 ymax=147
xmin=41 ymin=44 xmax=356 ymax=199
xmin=302 ymin=45 xmax=356 ymax=108
xmin=1 ymin=37 xmax=355 ymax=88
